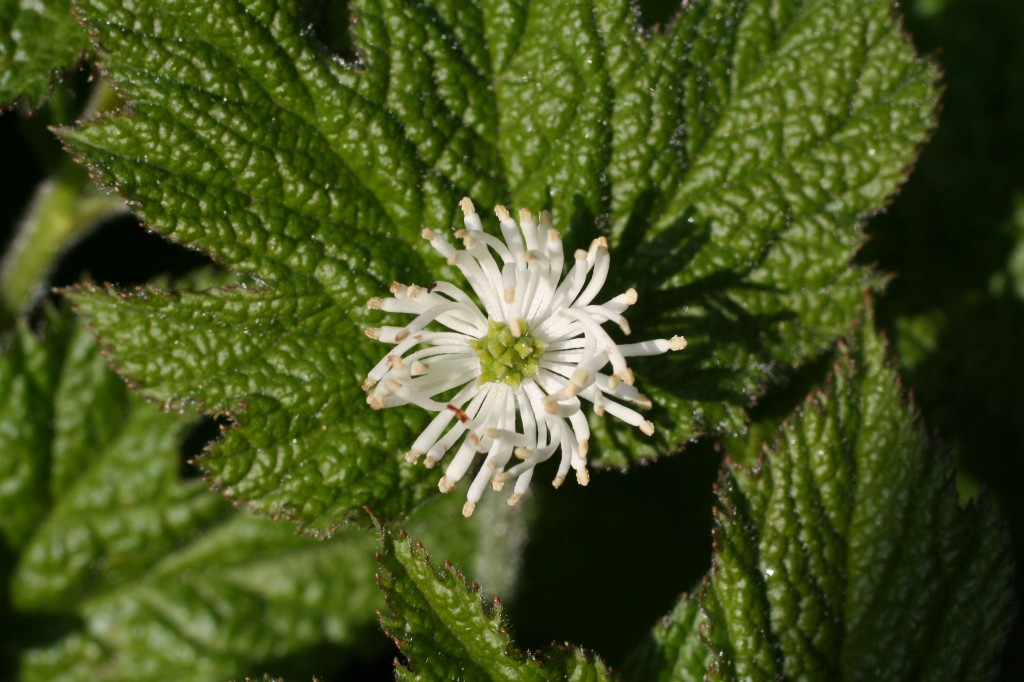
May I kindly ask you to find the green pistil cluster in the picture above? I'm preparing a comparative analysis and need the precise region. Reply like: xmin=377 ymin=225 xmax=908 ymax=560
xmin=470 ymin=320 xmax=546 ymax=389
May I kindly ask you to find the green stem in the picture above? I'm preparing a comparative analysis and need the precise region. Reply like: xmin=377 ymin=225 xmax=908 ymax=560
xmin=0 ymin=81 xmax=123 ymax=327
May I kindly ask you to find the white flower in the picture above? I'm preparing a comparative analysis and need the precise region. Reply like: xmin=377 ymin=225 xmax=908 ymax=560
xmin=363 ymin=198 xmax=686 ymax=517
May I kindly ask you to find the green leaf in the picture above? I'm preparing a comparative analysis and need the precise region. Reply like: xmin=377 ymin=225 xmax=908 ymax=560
xmin=17 ymin=515 xmax=385 ymax=682
xmin=628 ymin=304 xmax=1015 ymax=680
xmin=0 ymin=309 xmax=387 ymax=680
xmin=375 ymin=520 xmax=611 ymax=681
xmin=620 ymin=593 xmax=708 ymax=682
xmin=65 ymin=281 xmax=440 ymax=532
xmin=63 ymin=0 xmax=937 ymax=530
xmin=0 ymin=0 xmax=91 ymax=109
xmin=600 ymin=0 xmax=938 ymax=462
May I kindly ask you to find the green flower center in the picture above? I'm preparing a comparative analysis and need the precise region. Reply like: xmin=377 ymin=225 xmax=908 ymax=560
xmin=469 ymin=320 xmax=546 ymax=389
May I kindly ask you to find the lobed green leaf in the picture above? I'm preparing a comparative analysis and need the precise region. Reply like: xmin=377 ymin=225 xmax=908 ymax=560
xmin=64 ymin=0 xmax=938 ymax=529
xmin=597 ymin=0 xmax=938 ymax=462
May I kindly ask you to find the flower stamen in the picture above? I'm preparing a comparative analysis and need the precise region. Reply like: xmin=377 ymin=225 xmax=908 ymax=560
xmin=363 ymin=198 xmax=686 ymax=516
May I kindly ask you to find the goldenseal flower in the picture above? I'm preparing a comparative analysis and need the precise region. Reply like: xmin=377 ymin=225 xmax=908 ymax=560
xmin=363 ymin=198 xmax=686 ymax=517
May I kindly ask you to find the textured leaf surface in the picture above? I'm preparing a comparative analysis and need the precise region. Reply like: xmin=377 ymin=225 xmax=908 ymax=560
xmin=620 ymin=594 xmax=707 ymax=682
xmin=0 ymin=310 xmax=389 ymax=681
xmin=0 ymin=0 xmax=90 ymax=108
xmin=592 ymin=0 xmax=937 ymax=463
xmin=627 ymin=307 xmax=1015 ymax=680
xmin=64 ymin=0 xmax=937 ymax=531
xmin=376 ymin=521 xmax=611 ymax=681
